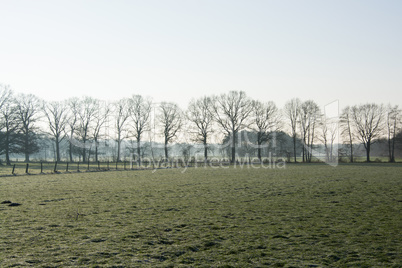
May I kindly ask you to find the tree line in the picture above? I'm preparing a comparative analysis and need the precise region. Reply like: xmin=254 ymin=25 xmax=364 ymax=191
xmin=0 ymin=84 xmax=401 ymax=165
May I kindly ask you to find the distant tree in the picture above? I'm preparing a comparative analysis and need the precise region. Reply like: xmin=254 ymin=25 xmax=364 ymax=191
xmin=252 ymin=100 xmax=280 ymax=161
xmin=179 ymin=143 xmax=193 ymax=163
xmin=113 ymin=98 xmax=131 ymax=162
xmin=340 ymin=106 xmax=355 ymax=162
xmin=129 ymin=95 xmax=152 ymax=165
xmin=211 ymin=91 xmax=253 ymax=163
xmin=14 ymin=93 xmax=42 ymax=162
xmin=351 ymin=103 xmax=385 ymax=162
xmin=284 ymin=98 xmax=301 ymax=162
xmin=75 ymin=97 xmax=98 ymax=162
xmin=299 ymin=100 xmax=320 ymax=162
xmin=0 ymin=102 xmax=19 ymax=165
xmin=274 ymin=131 xmax=302 ymax=162
xmin=127 ymin=139 xmax=150 ymax=161
xmin=186 ymin=96 xmax=214 ymax=161
xmin=386 ymin=104 xmax=401 ymax=162
xmin=158 ymin=102 xmax=183 ymax=159
xmin=0 ymin=85 xmax=18 ymax=165
xmin=319 ymin=114 xmax=338 ymax=162
xmin=238 ymin=131 xmax=257 ymax=160
xmin=91 ymin=100 xmax=110 ymax=162
xmin=43 ymin=101 xmax=68 ymax=161
xmin=66 ymin=98 xmax=80 ymax=162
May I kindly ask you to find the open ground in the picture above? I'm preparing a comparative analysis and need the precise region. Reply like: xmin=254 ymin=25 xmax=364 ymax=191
xmin=0 ymin=164 xmax=401 ymax=267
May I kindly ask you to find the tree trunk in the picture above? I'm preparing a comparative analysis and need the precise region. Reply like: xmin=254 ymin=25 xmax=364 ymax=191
xmin=117 ymin=139 xmax=121 ymax=162
xmin=231 ymin=132 xmax=236 ymax=163
xmin=95 ymin=140 xmax=98 ymax=162
xmin=137 ymin=137 xmax=141 ymax=165
xmin=347 ymin=119 xmax=353 ymax=163
xmin=293 ymin=134 xmax=297 ymax=163
xmin=69 ymin=142 xmax=73 ymax=162
xmin=82 ymin=147 xmax=86 ymax=163
xmin=164 ymin=141 xmax=168 ymax=160
xmin=204 ymin=140 xmax=208 ymax=161
xmin=309 ymin=126 xmax=316 ymax=163
xmin=24 ymin=133 xmax=29 ymax=162
xmin=388 ymin=134 xmax=392 ymax=162
xmin=350 ymin=144 xmax=354 ymax=163
xmin=87 ymin=149 xmax=91 ymax=163
xmin=391 ymin=120 xmax=396 ymax=163
xmin=55 ymin=136 xmax=60 ymax=162
xmin=366 ymin=142 xmax=371 ymax=162
xmin=257 ymin=133 xmax=262 ymax=162
xmin=5 ymin=133 xmax=11 ymax=165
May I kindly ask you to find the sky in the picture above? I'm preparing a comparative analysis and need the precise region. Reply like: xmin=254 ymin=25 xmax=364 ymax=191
xmin=1 ymin=0 xmax=401 ymax=111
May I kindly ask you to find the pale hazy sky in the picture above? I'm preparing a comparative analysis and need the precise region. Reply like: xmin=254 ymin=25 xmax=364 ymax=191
xmin=1 ymin=0 xmax=401 ymax=110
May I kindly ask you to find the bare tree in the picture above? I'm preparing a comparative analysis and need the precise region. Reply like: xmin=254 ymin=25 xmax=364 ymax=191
xmin=75 ymin=97 xmax=98 ymax=162
xmin=14 ymin=93 xmax=42 ymax=162
xmin=129 ymin=95 xmax=152 ymax=164
xmin=186 ymin=96 xmax=214 ymax=161
xmin=43 ymin=101 xmax=68 ymax=161
xmin=158 ymin=102 xmax=183 ymax=159
xmin=0 ymin=86 xmax=18 ymax=164
xmin=252 ymin=100 xmax=280 ymax=161
xmin=0 ymin=102 xmax=19 ymax=165
xmin=386 ymin=104 xmax=400 ymax=162
xmin=211 ymin=91 xmax=253 ymax=163
xmin=284 ymin=98 xmax=301 ymax=162
xmin=351 ymin=103 xmax=385 ymax=162
xmin=91 ymin=100 xmax=110 ymax=162
xmin=319 ymin=114 xmax=338 ymax=162
xmin=113 ymin=98 xmax=131 ymax=162
xmin=66 ymin=97 xmax=80 ymax=162
xmin=340 ymin=106 xmax=355 ymax=162
xmin=299 ymin=100 xmax=320 ymax=162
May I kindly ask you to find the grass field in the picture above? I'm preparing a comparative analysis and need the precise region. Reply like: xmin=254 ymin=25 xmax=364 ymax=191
xmin=0 ymin=164 xmax=401 ymax=267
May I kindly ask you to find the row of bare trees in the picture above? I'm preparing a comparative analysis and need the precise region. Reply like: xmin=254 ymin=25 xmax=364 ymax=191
xmin=284 ymin=98 xmax=402 ymax=163
xmin=0 ymin=87 xmax=42 ymax=164
xmin=340 ymin=104 xmax=401 ymax=162
xmin=1 ymin=84 xmax=401 ymax=164
xmin=0 ymin=86 xmax=154 ymax=164
xmin=45 ymin=95 xmax=153 ymax=164
xmin=284 ymin=99 xmax=331 ymax=163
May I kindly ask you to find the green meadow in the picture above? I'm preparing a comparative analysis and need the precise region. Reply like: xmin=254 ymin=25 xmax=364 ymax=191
xmin=0 ymin=164 xmax=401 ymax=267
